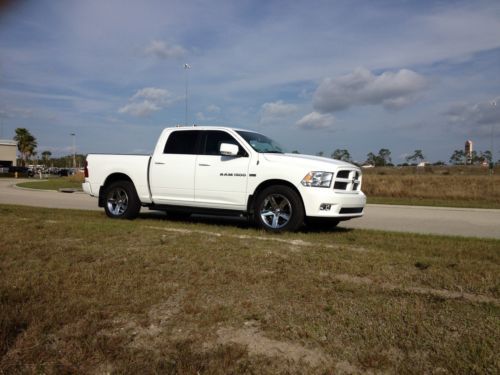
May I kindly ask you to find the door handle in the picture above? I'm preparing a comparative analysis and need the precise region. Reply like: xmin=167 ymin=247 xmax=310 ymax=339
xmin=198 ymin=163 xmax=210 ymax=166
xmin=155 ymin=162 xmax=165 ymax=165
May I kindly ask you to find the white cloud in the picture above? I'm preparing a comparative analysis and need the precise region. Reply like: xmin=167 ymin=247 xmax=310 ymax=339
xmin=131 ymin=87 xmax=172 ymax=102
xmin=261 ymin=100 xmax=297 ymax=117
xmin=0 ymin=105 xmax=58 ymax=122
xmin=195 ymin=112 xmax=206 ymax=121
xmin=445 ymin=97 xmax=500 ymax=134
xmin=296 ymin=111 xmax=336 ymax=130
xmin=118 ymin=87 xmax=174 ymax=117
xmin=206 ymin=104 xmax=221 ymax=113
xmin=118 ymin=101 xmax=160 ymax=117
xmin=144 ymin=40 xmax=186 ymax=59
xmin=313 ymin=68 xmax=428 ymax=113
xmin=194 ymin=105 xmax=221 ymax=122
xmin=260 ymin=100 xmax=297 ymax=124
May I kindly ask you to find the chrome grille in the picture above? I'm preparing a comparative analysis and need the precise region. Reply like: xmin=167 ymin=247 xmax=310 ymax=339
xmin=333 ymin=170 xmax=361 ymax=192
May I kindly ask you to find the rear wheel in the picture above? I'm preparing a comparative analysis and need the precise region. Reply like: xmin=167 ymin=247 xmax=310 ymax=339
xmin=104 ymin=180 xmax=141 ymax=219
xmin=254 ymin=185 xmax=304 ymax=232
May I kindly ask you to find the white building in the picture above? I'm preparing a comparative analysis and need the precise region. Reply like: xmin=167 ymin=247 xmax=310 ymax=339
xmin=0 ymin=139 xmax=17 ymax=167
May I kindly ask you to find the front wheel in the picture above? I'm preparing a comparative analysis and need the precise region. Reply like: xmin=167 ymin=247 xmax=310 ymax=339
xmin=104 ymin=180 xmax=141 ymax=219
xmin=254 ymin=185 xmax=304 ymax=232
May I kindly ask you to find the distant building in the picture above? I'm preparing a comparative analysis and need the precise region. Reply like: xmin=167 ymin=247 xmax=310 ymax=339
xmin=465 ymin=140 xmax=473 ymax=165
xmin=0 ymin=139 xmax=17 ymax=167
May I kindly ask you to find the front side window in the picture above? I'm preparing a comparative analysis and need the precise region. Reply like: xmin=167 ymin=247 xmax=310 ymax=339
xmin=202 ymin=131 xmax=247 ymax=156
xmin=164 ymin=130 xmax=199 ymax=154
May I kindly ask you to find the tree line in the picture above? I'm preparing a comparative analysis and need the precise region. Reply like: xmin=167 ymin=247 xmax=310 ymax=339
xmin=13 ymin=127 xmax=84 ymax=168
xmin=10 ymin=127 xmax=498 ymax=168
xmin=307 ymin=147 xmax=495 ymax=166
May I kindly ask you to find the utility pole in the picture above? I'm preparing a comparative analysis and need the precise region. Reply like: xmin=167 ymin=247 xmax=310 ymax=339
xmin=491 ymin=101 xmax=497 ymax=175
xmin=184 ymin=63 xmax=191 ymax=126
xmin=71 ymin=133 xmax=76 ymax=169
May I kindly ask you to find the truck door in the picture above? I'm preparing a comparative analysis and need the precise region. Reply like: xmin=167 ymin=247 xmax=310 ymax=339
xmin=195 ymin=130 xmax=251 ymax=209
xmin=149 ymin=130 xmax=200 ymax=204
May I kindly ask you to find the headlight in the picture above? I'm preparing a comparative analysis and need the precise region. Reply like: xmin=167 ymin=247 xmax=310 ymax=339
xmin=301 ymin=171 xmax=333 ymax=188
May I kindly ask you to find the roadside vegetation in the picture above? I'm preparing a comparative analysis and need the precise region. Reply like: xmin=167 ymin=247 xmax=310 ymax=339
xmin=16 ymin=173 xmax=84 ymax=191
xmin=1 ymin=205 xmax=498 ymax=373
xmin=363 ymin=166 xmax=500 ymax=209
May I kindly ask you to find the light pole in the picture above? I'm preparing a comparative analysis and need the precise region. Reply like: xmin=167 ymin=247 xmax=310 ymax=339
xmin=70 ymin=133 xmax=76 ymax=169
xmin=491 ymin=101 xmax=497 ymax=175
xmin=184 ymin=63 xmax=191 ymax=126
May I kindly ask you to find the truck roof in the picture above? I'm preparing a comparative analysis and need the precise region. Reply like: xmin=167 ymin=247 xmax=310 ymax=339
xmin=164 ymin=125 xmax=257 ymax=133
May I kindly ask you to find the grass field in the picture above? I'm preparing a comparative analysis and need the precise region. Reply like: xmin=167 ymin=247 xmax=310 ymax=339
xmin=1 ymin=205 xmax=498 ymax=374
xmin=16 ymin=174 xmax=84 ymax=191
xmin=363 ymin=166 xmax=500 ymax=209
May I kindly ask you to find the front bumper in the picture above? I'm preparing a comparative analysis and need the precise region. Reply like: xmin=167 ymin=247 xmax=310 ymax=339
xmin=300 ymin=186 xmax=366 ymax=218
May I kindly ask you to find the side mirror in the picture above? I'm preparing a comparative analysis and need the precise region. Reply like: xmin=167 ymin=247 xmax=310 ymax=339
xmin=220 ymin=143 xmax=239 ymax=156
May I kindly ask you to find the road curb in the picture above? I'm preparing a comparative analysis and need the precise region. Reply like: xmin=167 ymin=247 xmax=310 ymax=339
xmin=13 ymin=182 xmax=84 ymax=194
xmin=367 ymin=203 xmax=500 ymax=213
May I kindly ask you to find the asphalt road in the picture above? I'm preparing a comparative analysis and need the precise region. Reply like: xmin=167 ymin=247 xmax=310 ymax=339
xmin=1 ymin=179 xmax=499 ymax=239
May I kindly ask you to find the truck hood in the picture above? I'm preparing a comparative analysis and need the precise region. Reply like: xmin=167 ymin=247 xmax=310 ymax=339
xmin=262 ymin=153 xmax=357 ymax=170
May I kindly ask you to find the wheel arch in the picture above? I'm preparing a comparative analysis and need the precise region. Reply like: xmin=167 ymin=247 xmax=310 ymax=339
xmin=247 ymin=179 xmax=304 ymax=215
xmin=98 ymin=173 xmax=135 ymax=207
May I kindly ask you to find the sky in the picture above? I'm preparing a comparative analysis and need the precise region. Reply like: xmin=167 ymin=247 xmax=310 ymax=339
xmin=1 ymin=0 xmax=500 ymax=163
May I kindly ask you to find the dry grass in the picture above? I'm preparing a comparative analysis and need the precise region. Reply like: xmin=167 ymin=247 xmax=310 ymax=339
xmin=16 ymin=174 xmax=84 ymax=191
xmin=363 ymin=166 xmax=500 ymax=208
xmin=1 ymin=205 xmax=499 ymax=374
xmin=68 ymin=171 xmax=85 ymax=183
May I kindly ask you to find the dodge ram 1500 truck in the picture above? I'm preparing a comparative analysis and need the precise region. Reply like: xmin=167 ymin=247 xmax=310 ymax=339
xmin=83 ymin=126 xmax=366 ymax=232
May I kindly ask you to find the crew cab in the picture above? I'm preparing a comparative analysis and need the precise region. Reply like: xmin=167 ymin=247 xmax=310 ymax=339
xmin=83 ymin=126 xmax=366 ymax=232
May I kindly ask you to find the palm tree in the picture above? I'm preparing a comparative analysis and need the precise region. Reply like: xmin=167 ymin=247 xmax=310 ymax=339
xmin=14 ymin=128 xmax=37 ymax=166
xmin=41 ymin=150 xmax=52 ymax=166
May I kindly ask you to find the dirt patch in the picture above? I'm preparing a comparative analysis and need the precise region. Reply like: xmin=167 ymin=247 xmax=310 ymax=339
xmin=148 ymin=226 xmax=221 ymax=237
xmin=92 ymin=362 xmax=114 ymax=375
xmin=333 ymin=274 xmax=500 ymax=305
xmin=400 ymin=285 xmax=499 ymax=305
xmin=146 ymin=226 xmax=366 ymax=252
xmin=334 ymin=274 xmax=373 ymax=286
xmin=334 ymin=360 xmax=359 ymax=374
xmin=214 ymin=321 xmax=330 ymax=367
xmin=99 ymin=290 xmax=185 ymax=351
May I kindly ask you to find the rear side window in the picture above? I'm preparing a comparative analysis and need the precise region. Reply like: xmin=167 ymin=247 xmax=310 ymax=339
xmin=164 ymin=130 xmax=199 ymax=154
xmin=202 ymin=131 xmax=248 ymax=156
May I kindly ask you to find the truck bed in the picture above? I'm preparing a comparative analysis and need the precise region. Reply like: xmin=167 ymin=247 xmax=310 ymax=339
xmin=83 ymin=154 xmax=152 ymax=203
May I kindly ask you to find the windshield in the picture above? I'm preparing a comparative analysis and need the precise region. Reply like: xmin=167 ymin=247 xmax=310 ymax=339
xmin=236 ymin=131 xmax=285 ymax=153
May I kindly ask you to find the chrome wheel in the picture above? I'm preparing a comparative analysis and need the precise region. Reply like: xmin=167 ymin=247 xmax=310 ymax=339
xmin=260 ymin=193 xmax=292 ymax=229
xmin=107 ymin=187 xmax=129 ymax=216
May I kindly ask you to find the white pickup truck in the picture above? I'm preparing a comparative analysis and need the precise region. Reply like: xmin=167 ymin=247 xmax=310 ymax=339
xmin=83 ymin=126 xmax=365 ymax=232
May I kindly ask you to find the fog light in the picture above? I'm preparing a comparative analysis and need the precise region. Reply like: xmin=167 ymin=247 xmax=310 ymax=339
xmin=320 ymin=203 xmax=332 ymax=211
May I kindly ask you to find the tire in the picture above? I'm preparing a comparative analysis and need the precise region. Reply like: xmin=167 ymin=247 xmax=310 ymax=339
xmin=254 ymin=185 xmax=304 ymax=232
xmin=103 ymin=180 xmax=141 ymax=220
